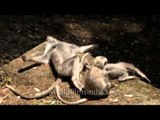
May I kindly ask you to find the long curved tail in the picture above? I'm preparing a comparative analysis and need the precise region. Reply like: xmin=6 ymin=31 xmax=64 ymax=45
xmin=6 ymin=78 xmax=62 ymax=99
xmin=56 ymin=85 xmax=88 ymax=105
xmin=118 ymin=62 xmax=150 ymax=83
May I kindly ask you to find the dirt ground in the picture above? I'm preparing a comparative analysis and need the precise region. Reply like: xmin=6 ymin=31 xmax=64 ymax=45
xmin=0 ymin=15 xmax=160 ymax=105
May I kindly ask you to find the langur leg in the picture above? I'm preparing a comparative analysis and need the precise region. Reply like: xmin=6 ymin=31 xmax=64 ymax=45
xmin=22 ymin=41 xmax=57 ymax=64
xmin=118 ymin=72 xmax=136 ymax=81
xmin=120 ymin=76 xmax=137 ymax=81
xmin=78 ymin=62 xmax=84 ymax=73
xmin=78 ymin=44 xmax=97 ymax=53
xmin=43 ymin=41 xmax=57 ymax=56
xmin=22 ymin=56 xmax=50 ymax=64
xmin=42 ymin=36 xmax=60 ymax=58
xmin=71 ymin=56 xmax=84 ymax=91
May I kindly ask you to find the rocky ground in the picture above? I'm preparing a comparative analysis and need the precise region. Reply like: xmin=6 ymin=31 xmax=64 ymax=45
xmin=0 ymin=15 xmax=160 ymax=105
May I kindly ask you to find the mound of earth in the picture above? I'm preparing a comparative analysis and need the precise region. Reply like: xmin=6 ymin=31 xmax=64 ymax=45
xmin=0 ymin=41 xmax=160 ymax=105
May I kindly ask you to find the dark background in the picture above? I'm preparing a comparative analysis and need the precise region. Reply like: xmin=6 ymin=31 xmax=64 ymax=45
xmin=0 ymin=1 xmax=160 ymax=88
xmin=0 ymin=15 xmax=159 ymax=87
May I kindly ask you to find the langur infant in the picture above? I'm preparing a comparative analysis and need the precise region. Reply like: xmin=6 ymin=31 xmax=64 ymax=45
xmin=91 ymin=55 xmax=150 ymax=83
xmin=104 ymin=61 xmax=150 ymax=83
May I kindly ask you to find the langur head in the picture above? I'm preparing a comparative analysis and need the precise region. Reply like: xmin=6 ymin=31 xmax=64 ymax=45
xmin=93 ymin=56 xmax=108 ymax=69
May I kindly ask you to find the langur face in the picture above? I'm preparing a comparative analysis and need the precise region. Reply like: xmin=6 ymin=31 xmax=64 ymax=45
xmin=93 ymin=56 xmax=108 ymax=69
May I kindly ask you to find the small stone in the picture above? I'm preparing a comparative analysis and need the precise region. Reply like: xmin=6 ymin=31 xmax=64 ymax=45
xmin=124 ymin=94 xmax=134 ymax=97
xmin=112 ymin=97 xmax=119 ymax=102
xmin=17 ymin=96 xmax=21 ymax=99
xmin=34 ymin=88 xmax=41 ymax=92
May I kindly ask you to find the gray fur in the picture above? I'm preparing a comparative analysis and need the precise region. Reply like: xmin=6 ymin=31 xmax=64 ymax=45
xmin=7 ymin=36 xmax=96 ymax=100
xmin=104 ymin=62 xmax=150 ymax=83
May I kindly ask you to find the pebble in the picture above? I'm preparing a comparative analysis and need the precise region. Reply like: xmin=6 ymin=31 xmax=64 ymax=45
xmin=124 ymin=94 xmax=134 ymax=97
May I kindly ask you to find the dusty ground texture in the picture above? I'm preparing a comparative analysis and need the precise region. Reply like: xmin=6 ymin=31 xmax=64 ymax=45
xmin=0 ymin=15 xmax=160 ymax=105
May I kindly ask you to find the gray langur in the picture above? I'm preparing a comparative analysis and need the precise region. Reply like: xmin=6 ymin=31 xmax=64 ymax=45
xmin=83 ymin=55 xmax=113 ymax=97
xmin=104 ymin=61 xmax=150 ymax=83
xmin=55 ymin=54 xmax=114 ymax=105
xmin=6 ymin=36 xmax=96 ymax=99
xmin=57 ymin=55 xmax=151 ymax=105
xmin=21 ymin=36 xmax=96 ymax=91
xmin=87 ymin=55 xmax=150 ymax=83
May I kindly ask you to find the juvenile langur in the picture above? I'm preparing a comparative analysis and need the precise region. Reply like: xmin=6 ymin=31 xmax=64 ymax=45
xmin=89 ymin=56 xmax=150 ymax=83
xmin=55 ymin=54 xmax=113 ymax=104
xmin=104 ymin=62 xmax=150 ymax=83
xmin=6 ymin=36 xmax=96 ymax=99
xmin=83 ymin=55 xmax=113 ymax=97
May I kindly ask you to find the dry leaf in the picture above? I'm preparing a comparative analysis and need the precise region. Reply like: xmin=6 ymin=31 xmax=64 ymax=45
xmin=109 ymin=90 xmax=114 ymax=94
xmin=124 ymin=94 xmax=134 ymax=97
xmin=33 ymin=67 xmax=38 ymax=70
xmin=17 ymin=96 xmax=21 ymax=99
xmin=34 ymin=88 xmax=41 ymax=92
xmin=0 ymin=98 xmax=3 ymax=104
xmin=31 ymin=51 xmax=39 ymax=56
xmin=2 ymin=88 xmax=9 ymax=92
xmin=50 ymin=101 xmax=56 ymax=105
xmin=0 ymin=94 xmax=9 ymax=104
xmin=112 ymin=97 xmax=119 ymax=102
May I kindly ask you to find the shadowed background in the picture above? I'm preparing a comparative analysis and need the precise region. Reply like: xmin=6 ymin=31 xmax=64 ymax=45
xmin=0 ymin=15 xmax=159 ymax=87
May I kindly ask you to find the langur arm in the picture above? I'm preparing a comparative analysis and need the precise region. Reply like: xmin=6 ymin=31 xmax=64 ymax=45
xmin=104 ymin=70 xmax=114 ymax=89
xmin=80 ymin=52 xmax=91 ymax=63
xmin=71 ymin=56 xmax=84 ymax=91
xmin=79 ymin=52 xmax=91 ymax=71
